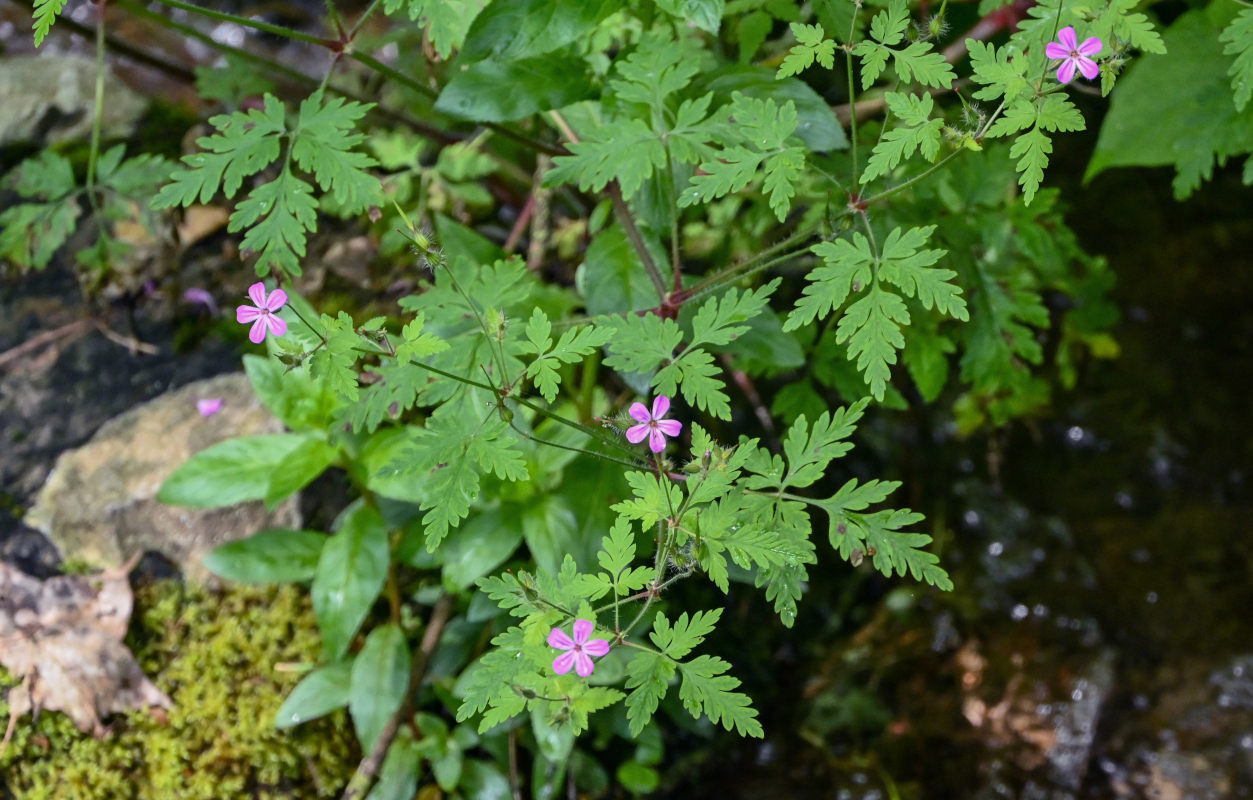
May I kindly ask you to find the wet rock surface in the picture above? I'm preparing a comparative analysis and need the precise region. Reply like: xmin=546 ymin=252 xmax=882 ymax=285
xmin=25 ymin=372 xmax=299 ymax=581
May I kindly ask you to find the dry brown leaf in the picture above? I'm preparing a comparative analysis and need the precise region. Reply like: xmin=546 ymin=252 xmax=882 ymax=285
xmin=0 ymin=558 xmax=171 ymax=751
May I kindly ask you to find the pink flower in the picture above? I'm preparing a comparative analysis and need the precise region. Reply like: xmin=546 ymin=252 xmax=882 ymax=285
xmin=197 ymin=398 xmax=223 ymax=416
xmin=1045 ymin=27 xmax=1102 ymax=84
xmin=548 ymin=620 xmax=610 ymax=677
xmin=626 ymin=395 xmax=682 ymax=453
xmin=236 ymin=282 xmax=288 ymax=343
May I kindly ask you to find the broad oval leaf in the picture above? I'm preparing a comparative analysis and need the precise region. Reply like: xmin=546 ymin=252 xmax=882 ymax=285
xmin=264 ymin=437 xmax=338 ymax=509
xmin=435 ymin=55 xmax=595 ymax=122
xmin=440 ymin=508 xmax=523 ymax=590
xmin=350 ymin=623 xmax=411 ymax=751
xmin=312 ymin=502 xmax=390 ymax=661
xmin=203 ymin=528 xmax=326 ymax=584
xmin=459 ymin=0 xmax=623 ymax=62
xmin=157 ymin=433 xmax=309 ymax=508
xmin=274 ymin=660 xmax=353 ymax=728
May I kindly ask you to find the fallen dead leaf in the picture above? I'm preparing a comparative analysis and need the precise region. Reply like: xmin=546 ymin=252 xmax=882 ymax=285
xmin=0 ymin=557 xmax=171 ymax=752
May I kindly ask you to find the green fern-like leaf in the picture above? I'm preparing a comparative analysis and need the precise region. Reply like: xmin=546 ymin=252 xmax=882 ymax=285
xmin=32 ymin=0 xmax=68 ymax=46
xmin=854 ymin=0 xmax=954 ymax=89
xmin=677 ymin=655 xmax=763 ymax=738
xmin=777 ymin=22 xmax=835 ymax=78
xmin=382 ymin=0 xmax=484 ymax=58
xmin=1220 ymin=8 xmax=1253 ymax=112
xmin=861 ymin=92 xmax=944 ymax=183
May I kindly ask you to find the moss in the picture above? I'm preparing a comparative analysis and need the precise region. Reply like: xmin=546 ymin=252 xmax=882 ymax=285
xmin=1 ymin=581 xmax=359 ymax=799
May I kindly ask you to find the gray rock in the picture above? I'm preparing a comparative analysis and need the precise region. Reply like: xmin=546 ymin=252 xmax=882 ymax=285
xmin=0 ymin=54 xmax=147 ymax=146
xmin=25 ymin=373 xmax=299 ymax=581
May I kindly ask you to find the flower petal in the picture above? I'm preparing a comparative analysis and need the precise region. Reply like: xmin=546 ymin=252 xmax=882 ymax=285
xmin=1056 ymin=26 xmax=1077 ymax=50
xmin=197 ymin=398 xmax=223 ymax=416
xmin=656 ymin=419 xmax=682 ymax=437
xmin=572 ymin=619 xmax=594 ymax=645
xmin=249 ymin=318 xmax=268 ymax=343
xmin=1077 ymin=37 xmax=1102 ymax=56
xmin=265 ymin=313 xmax=287 ymax=339
xmin=548 ymin=627 xmax=574 ymax=650
xmin=236 ymin=305 xmax=262 ymax=323
xmin=1077 ymin=56 xmax=1099 ymax=80
xmin=628 ymin=402 xmax=652 ymax=423
xmin=1057 ymin=59 xmax=1077 ymax=84
xmin=574 ymin=652 xmax=595 ymax=677
xmin=265 ymin=288 xmax=288 ymax=311
xmin=247 ymin=282 xmax=268 ymax=307
xmin=626 ymin=424 xmax=650 ymax=444
xmin=553 ymin=651 xmax=576 ymax=675
xmin=583 ymin=638 xmax=610 ymax=657
xmin=651 ymin=395 xmax=670 ymax=420
xmin=648 ymin=427 xmax=666 ymax=453
xmin=1044 ymin=42 xmax=1070 ymax=60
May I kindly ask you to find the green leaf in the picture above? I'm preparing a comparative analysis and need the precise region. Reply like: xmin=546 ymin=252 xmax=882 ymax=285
xmin=967 ymin=39 xmax=1028 ymax=102
xmin=382 ymin=0 xmax=484 ymax=59
xmin=1010 ymin=126 xmax=1052 ymax=206
xmin=861 ymin=92 xmax=944 ymax=183
xmin=264 ymin=438 xmax=338 ymax=509
xmin=545 ymin=118 xmax=666 ymax=201
xmin=677 ymin=654 xmax=762 ymax=737
xmin=522 ymin=311 xmax=612 ymax=402
xmin=157 ymin=433 xmax=309 ymax=507
xmin=312 ymin=503 xmax=390 ymax=661
xmin=624 ymin=649 xmax=675 ymax=737
xmin=459 ymin=0 xmax=622 ymax=62
xmin=435 ymin=55 xmax=594 ymax=122
xmin=704 ymin=67 xmax=848 ymax=152
xmin=152 ymin=95 xmax=286 ymax=207
xmin=203 ymin=529 xmax=326 ymax=584
xmin=876 ymin=225 xmax=967 ymax=320
xmin=231 ymin=170 xmax=318 ymax=277
xmin=656 ymin=0 xmax=724 ymax=33
xmin=576 ymin=224 xmax=663 ymax=315
xmin=32 ymin=0 xmax=68 ymax=46
xmin=680 ymin=93 xmax=806 ymax=221
xmin=777 ymin=23 xmax=835 ymax=78
xmin=441 ymin=509 xmax=524 ymax=590
xmin=368 ymin=730 xmax=422 ymax=800
xmin=1220 ymin=8 xmax=1253 ymax=111
xmin=275 ymin=661 xmax=353 ymax=728
xmin=837 ymin=287 xmax=909 ymax=402
xmin=291 ymin=90 xmax=382 ymax=214
xmin=854 ymin=0 xmax=954 ymax=89
xmin=650 ymin=609 xmax=721 ymax=660
xmin=351 ymin=624 xmax=411 ymax=751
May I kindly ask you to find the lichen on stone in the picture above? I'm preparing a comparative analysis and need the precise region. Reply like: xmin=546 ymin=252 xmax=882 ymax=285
xmin=1 ymin=580 xmax=358 ymax=799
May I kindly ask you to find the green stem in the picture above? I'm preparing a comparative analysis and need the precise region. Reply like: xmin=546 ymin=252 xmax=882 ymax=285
xmin=846 ymin=10 xmax=862 ymax=188
xmin=610 ymin=184 xmax=668 ymax=302
xmin=149 ymin=0 xmax=332 ymax=48
xmin=84 ymin=3 xmax=106 ymax=205
xmin=664 ymin=145 xmax=683 ymax=291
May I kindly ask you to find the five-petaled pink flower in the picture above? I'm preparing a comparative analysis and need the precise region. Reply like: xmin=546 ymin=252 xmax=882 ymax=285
xmin=236 ymin=282 xmax=288 ymax=343
xmin=197 ymin=398 xmax=223 ymax=416
xmin=626 ymin=395 xmax=682 ymax=453
xmin=1045 ymin=27 xmax=1102 ymax=84
xmin=548 ymin=620 xmax=610 ymax=677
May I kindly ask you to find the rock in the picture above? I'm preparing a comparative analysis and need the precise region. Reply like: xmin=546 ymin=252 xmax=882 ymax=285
xmin=25 ymin=373 xmax=299 ymax=581
xmin=0 ymin=54 xmax=147 ymax=147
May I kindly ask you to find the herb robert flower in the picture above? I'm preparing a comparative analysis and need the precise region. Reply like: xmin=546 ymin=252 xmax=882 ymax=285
xmin=548 ymin=620 xmax=610 ymax=677
xmin=1045 ymin=27 xmax=1102 ymax=84
xmin=235 ymin=282 xmax=288 ymax=343
xmin=626 ymin=395 xmax=682 ymax=453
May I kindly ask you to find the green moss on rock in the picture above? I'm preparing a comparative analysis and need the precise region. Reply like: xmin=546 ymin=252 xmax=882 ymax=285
xmin=1 ymin=581 xmax=359 ymax=799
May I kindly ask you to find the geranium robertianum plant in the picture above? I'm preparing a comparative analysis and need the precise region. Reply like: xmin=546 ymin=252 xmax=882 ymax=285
xmin=13 ymin=0 xmax=1248 ymax=795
